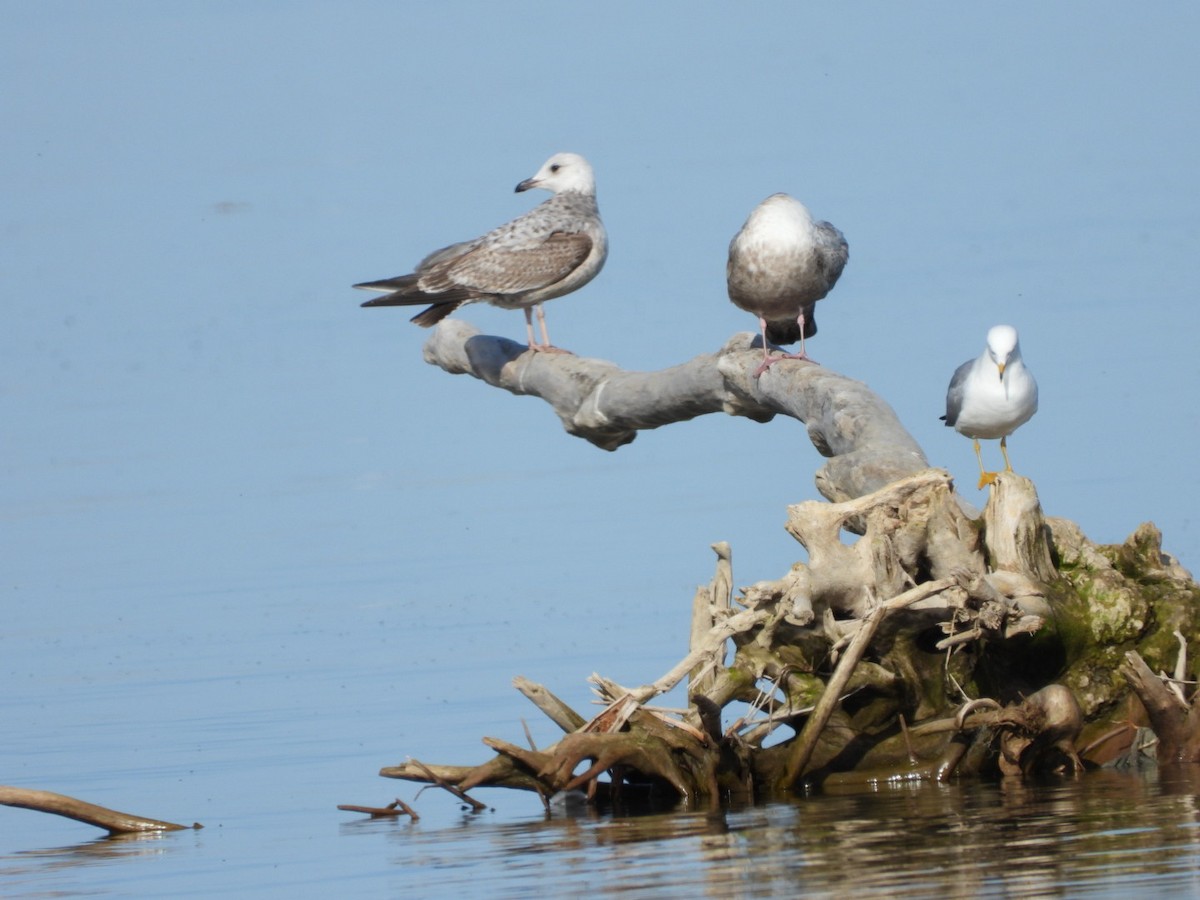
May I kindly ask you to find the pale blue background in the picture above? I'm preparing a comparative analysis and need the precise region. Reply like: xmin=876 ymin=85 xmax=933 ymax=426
xmin=2 ymin=1 xmax=1198 ymax=894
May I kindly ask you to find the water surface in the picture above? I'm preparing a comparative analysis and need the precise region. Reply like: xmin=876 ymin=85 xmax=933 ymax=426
xmin=6 ymin=769 xmax=1200 ymax=897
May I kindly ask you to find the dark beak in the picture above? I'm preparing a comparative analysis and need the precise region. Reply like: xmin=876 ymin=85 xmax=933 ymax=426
xmin=515 ymin=177 xmax=538 ymax=193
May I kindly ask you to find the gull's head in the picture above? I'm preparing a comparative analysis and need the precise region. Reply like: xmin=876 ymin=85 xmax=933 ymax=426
xmin=986 ymin=324 xmax=1021 ymax=377
xmin=516 ymin=152 xmax=595 ymax=195
xmin=744 ymin=192 xmax=813 ymax=233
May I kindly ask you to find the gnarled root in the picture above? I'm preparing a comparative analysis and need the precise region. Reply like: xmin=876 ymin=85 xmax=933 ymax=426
xmin=538 ymin=710 xmax=718 ymax=802
xmin=958 ymin=684 xmax=1084 ymax=776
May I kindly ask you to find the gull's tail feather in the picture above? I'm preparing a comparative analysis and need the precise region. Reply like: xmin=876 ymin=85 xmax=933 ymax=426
xmin=408 ymin=302 xmax=464 ymax=327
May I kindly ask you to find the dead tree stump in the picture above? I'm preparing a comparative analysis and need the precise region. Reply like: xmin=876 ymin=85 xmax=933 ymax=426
xmin=378 ymin=323 xmax=1200 ymax=804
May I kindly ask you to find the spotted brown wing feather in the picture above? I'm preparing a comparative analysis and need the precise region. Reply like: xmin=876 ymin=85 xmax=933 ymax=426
xmin=425 ymin=232 xmax=592 ymax=297
xmin=358 ymin=232 xmax=592 ymax=325
xmin=356 ymin=153 xmax=606 ymax=346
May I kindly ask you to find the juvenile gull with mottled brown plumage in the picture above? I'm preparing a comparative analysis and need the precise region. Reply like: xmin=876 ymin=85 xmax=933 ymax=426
xmin=356 ymin=152 xmax=607 ymax=352
xmin=726 ymin=193 xmax=848 ymax=376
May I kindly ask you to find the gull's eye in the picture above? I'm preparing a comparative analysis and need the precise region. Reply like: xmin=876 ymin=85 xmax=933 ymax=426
xmin=549 ymin=164 xmax=561 ymax=173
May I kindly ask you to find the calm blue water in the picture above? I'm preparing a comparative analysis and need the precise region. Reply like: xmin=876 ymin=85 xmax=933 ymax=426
xmin=6 ymin=768 xmax=1200 ymax=897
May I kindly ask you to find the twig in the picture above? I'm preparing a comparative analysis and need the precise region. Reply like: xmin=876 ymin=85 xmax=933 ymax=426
xmin=955 ymin=698 xmax=1002 ymax=731
xmin=593 ymin=606 xmax=771 ymax=707
xmin=936 ymin=627 xmax=983 ymax=650
xmin=408 ymin=759 xmax=488 ymax=812
xmin=521 ymin=718 xmax=538 ymax=752
xmin=689 ymin=542 xmax=733 ymax=695
xmin=899 ymin=714 xmax=916 ymax=765
xmin=580 ymin=694 xmax=640 ymax=734
xmin=1079 ymin=723 xmax=1139 ymax=759
xmin=337 ymin=799 xmax=420 ymax=821
xmin=1172 ymin=630 xmax=1190 ymax=704
xmin=482 ymin=737 xmax=551 ymax=773
xmin=731 ymin=702 xmax=818 ymax=745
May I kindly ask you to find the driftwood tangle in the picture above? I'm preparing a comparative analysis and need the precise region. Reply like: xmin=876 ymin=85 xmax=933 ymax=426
xmin=384 ymin=322 xmax=1200 ymax=806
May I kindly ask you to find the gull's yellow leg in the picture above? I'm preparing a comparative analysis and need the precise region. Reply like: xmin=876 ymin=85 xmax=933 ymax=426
xmin=975 ymin=438 xmax=999 ymax=488
xmin=1000 ymin=435 xmax=1014 ymax=472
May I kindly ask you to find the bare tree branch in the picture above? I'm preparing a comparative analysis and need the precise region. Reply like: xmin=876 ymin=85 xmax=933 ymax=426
xmin=422 ymin=320 xmax=928 ymax=502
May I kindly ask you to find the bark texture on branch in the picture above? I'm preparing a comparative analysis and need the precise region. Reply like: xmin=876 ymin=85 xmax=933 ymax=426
xmin=422 ymin=321 xmax=928 ymax=502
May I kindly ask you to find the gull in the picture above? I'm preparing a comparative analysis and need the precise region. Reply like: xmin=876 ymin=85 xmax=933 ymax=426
xmin=356 ymin=152 xmax=607 ymax=352
xmin=726 ymin=193 xmax=849 ymax=376
xmin=942 ymin=325 xmax=1039 ymax=488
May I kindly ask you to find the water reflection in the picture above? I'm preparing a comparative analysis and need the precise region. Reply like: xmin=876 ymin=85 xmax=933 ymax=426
xmin=347 ymin=768 xmax=1200 ymax=897
xmin=1 ymin=830 xmax=190 ymax=892
xmin=8 ymin=766 xmax=1200 ymax=895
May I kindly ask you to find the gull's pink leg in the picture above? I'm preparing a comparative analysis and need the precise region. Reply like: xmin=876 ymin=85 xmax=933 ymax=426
xmin=525 ymin=304 xmax=571 ymax=354
xmin=523 ymin=308 xmax=538 ymax=350
xmin=754 ymin=311 xmax=817 ymax=377
xmin=753 ymin=316 xmax=775 ymax=377
xmin=795 ymin=312 xmax=809 ymax=360
xmin=781 ymin=311 xmax=817 ymax=364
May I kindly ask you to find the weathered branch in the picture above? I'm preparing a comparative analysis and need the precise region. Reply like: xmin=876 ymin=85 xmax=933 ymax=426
xmin=1121 ymin=650 xmax=1200 ymax=762
xmin=423 ymin=321 xmax=928 ymax=502
xmin=984 ymin=472 xmax=1056 ymax=581
xmin=0 ymin=786 xmax=197 ymax=835
xmin=381 ymin=757 xmax=546 ymax=793
xmin=593 ymin=605 xmax=771 ymax=708
xmin=512 ymin=676 xmax=586 ymax=733
xmin=408 ymin=759 xmax=488 ymax=810
xmin=783 ymin=468 xmax=982 ymax=617
xmin=689 ymin=542 xmax=733 ymax=695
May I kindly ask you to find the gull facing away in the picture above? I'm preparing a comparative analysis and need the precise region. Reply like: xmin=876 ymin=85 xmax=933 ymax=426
xmin=355 ymin=152 xmax=607 ymax=352
xmin=942 ymin=325 xmax=1039 ymax=489
xmin=726 ymin=193 xmax=849 ymax=376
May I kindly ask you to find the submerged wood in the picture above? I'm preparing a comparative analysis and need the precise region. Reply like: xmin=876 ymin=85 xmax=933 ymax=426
xmin=0 ymin=786 xmax=197 ymax=835
xmin=383 ymin=321 xmax=1200 ymax=806
xmin=337 ymin=798 xmax=420 ymax=821
xmin=1121 ymin=650 xmax=1200 ymax=762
